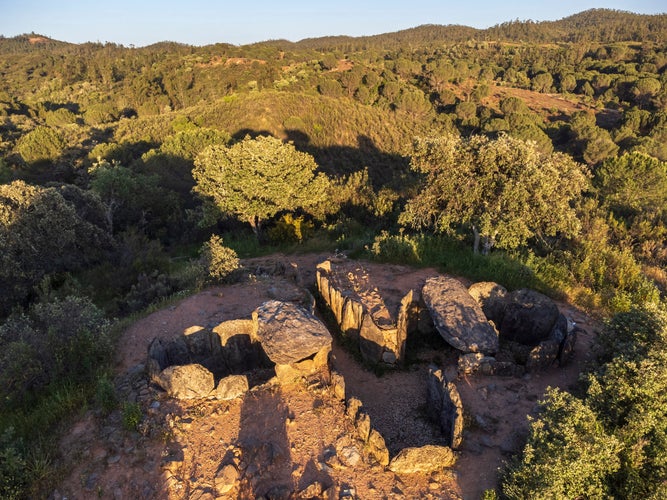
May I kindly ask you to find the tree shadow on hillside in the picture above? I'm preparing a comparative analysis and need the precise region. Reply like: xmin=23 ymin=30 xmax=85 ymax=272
xmin=231 ymin=128 xmax=412 ymax=189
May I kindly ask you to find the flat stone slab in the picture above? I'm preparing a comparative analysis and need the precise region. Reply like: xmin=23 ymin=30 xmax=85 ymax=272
xmin=389 ymin=445 xmax=457 ymax=473
xmin=422 ymin=276 xmax=499 ymax=354
xmin=254 ymin=300 xmax=332 ymax=365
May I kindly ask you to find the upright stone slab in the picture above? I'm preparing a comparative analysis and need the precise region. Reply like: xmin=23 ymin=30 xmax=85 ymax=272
xmin=422 ymin=276 xmax=499 ymax=354
xmin=316 ymin=259 xmax=410 ymax=366
xmin=427 ymin=365 xmax=464 ymax=449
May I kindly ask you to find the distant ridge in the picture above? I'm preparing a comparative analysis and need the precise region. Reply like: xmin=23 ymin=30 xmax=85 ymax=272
xmin=1 ymin=8 xmax=666 ymax=51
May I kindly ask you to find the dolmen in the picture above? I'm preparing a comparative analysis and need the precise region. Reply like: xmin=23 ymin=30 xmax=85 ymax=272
xmin=147 ymin=300 xmax=332 ymax=400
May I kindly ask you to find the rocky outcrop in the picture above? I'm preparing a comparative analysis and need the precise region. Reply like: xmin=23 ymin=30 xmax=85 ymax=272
xmin=254 ymin=300 xmax=332 ymax=384
xmin=422 ymin=276 xmax=499 ymax=354
xmin=316 ymin=259 xmax=414 ymax=366
xmin=389 ymin=445 xmax=457 ymax=474
xmin=427 ymin=365 xmax=464 ymax=449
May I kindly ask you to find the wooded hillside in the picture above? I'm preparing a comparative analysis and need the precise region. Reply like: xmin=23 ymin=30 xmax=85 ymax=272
xmin=1 ymin=9 xmax=666 ymax=498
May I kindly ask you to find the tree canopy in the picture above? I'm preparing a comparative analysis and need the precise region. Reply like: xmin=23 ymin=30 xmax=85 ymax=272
xmin=399 ymin=134 xmax=590 ymax=253
xmin=192 ymin=135 xmax=330 ymax=237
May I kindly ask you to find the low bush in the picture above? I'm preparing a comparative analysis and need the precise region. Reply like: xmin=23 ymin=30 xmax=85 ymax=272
xmin=501 ymin=306 xmax=667 ymax=500
xmin=200 ymin=234 xmax=240 ymax=283
xmin=0 ymin=296 xmax=111 ymax=409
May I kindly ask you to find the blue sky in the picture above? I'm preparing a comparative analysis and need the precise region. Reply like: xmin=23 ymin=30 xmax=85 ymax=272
xmin=0 ymin=0 xmax=665 ymax=47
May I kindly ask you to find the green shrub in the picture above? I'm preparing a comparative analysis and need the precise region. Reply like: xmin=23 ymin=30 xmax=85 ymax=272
xmin=268 ymin=214 xmax=314 ymax=244
xmin=503 ymin=306 xmax=667 ymax=500
xmin=121 ymin=271 xmax=175 ymax=313
xmin=122 ymin=402 xmax=142 ymax=431
xmin=200 ymin=234 xmax=240 ymax=282
xmin=370 ymin=230 xmax=421 ymax=264
xmin=0 ymin=427 xmax=27 ymax=500
xmin=15 ymin=126 xmax=66 ymax=163
xmin=502 ymin=388 xmax=621 ymax=500
xmin=94 ymin=374 xmax=117 ymax=414
xmin=0 ymin=296 xmax=111 ymax=408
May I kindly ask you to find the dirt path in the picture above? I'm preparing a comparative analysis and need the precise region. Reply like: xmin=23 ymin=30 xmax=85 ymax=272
xmin=53 ymin=253 xmax=599 ymax=500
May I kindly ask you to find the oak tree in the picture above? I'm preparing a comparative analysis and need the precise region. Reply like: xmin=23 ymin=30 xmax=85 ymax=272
xmin=193 ymin=135 xmax=329 ymax=239
xmin=399 ymin=134 xmax=589 ymax=253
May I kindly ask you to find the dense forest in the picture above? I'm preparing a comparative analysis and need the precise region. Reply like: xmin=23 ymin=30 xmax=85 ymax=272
xmin=1 ymin=8 xmax=667 ymax=498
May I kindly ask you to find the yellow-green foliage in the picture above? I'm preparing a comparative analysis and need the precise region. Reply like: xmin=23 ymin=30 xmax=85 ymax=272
xmin=268 ymin=214 xmax=314 ymax=244
xmin=503 ymin=388 xmax=622 ymax=500
xmin=200 ymin=234 xmax=240 ymax=282
xmin=15 ymin=126 xmax=65 ymax=163
xmin=503 ymin=306 xmax=667 ymax=499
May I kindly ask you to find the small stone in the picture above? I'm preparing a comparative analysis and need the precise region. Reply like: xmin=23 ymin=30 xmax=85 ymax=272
xmin=107 ymin=454 xmax=121 ymax=465
xmin=340 ymin=485 xmax=356 ymax=498
xmin=480 ymin=436 xmax=494 ymax=448
xmin=84 ymin=473 xmax=99 ymax=490
xmin=382 ymin=351 xmax=397 ymax=364
xmin=298 ymin=481 xmax=323 ymax=498
xmin=338 ymin=445 xmax=362 ymax=467
xmin=215 ymin=463 xmax=239 ymax=495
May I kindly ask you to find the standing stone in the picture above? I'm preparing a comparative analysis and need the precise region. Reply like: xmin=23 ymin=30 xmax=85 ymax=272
xmin=427 ymin=365 xmax=464 ymax=449
xmin=422 ymin=276 xmax=499 ymax=354
xmin=558 ymin=327 xmax=579 ymax=365
xmin=367 ymin=429 xmax=390 ymax=466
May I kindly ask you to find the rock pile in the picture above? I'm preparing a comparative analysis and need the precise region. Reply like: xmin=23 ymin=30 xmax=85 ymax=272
xmin=466 ymin=284 xmax=580 ymax=374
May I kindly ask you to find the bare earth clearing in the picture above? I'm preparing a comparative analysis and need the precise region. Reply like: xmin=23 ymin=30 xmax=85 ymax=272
xmin=53 ymin=253 xmax=598 ymax=500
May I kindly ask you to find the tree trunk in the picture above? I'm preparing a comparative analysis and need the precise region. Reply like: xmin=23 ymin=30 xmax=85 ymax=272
xmin=472 ymin=226 xmax=480 ymax=254
xmin=248 ymin=216 xmax=262 ymax=241
xmin=481 ymin=231 xmax=497 ymax=256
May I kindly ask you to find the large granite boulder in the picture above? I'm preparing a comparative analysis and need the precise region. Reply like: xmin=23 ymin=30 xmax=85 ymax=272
xmin=498 ymin=289 xmax=559 ymax=345
xmin=422 ymin=276 xmax=499 ymax=354
xmin=158 ymin=363 xmax=215 ymax=399
xmin=254 ymin=300 xmax=332 ymax=382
